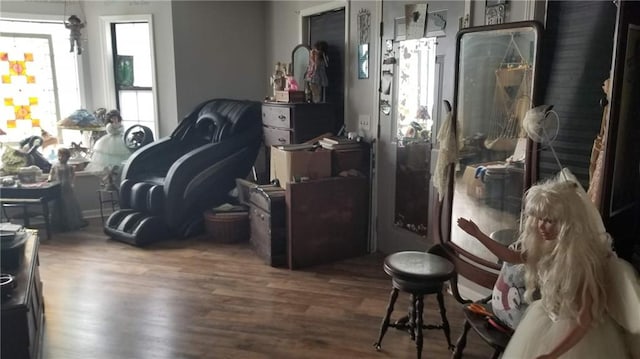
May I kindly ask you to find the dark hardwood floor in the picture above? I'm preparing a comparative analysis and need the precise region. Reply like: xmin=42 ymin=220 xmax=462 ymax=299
xmin=36 ymin=219 xmax=494 ymax=359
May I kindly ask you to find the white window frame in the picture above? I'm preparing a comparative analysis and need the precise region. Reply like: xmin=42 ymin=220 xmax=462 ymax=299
xmin=98 ymin=14 xmax=159 ymax=137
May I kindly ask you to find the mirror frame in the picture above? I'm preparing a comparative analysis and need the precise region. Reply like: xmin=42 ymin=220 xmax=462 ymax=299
xmin=291 ymin=44 xmax=311 ymax=89
xmin=435 ymin=21 xmax=543 ymax=269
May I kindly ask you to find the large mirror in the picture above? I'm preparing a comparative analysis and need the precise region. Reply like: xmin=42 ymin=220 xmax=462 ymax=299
xmin=291 ymin=44 xmax=310 ymax=90
xmin=394 ymin=37 xmax=437 ymax=236
xmin=448 ymin=22 xmax=541 ymax=264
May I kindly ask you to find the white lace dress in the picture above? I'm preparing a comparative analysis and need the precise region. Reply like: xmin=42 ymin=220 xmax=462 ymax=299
xmin=502 ymin=254 xmax=640 ymax=359
xmin=86 ymin=123 xmax=131 ymax=172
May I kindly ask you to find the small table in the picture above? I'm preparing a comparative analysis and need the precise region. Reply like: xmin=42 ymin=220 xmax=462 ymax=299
xmin=0 ymin=182 xmax=61 ymax=240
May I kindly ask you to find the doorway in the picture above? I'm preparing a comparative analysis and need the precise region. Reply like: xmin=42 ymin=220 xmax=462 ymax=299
xmin=308 ymin=8 xmax=346 ymax=133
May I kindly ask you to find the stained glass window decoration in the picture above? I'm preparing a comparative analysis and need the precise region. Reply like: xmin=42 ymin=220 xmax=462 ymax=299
xmin=0 ymin=33 xmax=58 ymax=142
xmin=1 ymin=18 xmax=82 ymax=145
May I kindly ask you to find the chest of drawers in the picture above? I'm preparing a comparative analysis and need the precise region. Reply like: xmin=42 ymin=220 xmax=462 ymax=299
xmin=261 ymin=102 xmax=336 ymax=147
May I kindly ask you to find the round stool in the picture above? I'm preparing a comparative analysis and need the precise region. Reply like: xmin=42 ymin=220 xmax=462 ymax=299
xmin=374 ymin=251 xmax=455 ymax=359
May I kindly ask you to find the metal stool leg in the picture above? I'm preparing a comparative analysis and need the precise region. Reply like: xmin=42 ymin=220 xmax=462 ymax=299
xmin=374 ymin=287 xmax=399 ymax=350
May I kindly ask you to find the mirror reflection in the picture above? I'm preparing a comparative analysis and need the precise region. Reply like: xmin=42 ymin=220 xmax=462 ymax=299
xmin=394 ymin=37 xmax=437 ymax=235
xmin=451 ymin=25 xmax=539 ymax=261
xmin=291 ymin=44 xmax=310 ymax=93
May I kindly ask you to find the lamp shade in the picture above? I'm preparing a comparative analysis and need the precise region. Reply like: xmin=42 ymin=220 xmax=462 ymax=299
xmin=57 ymin=109 xmax=105 ymax=131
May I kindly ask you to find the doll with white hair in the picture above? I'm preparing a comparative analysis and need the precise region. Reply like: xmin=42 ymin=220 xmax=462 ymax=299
xmin=458 ymin=169 xmax=640 ymax=359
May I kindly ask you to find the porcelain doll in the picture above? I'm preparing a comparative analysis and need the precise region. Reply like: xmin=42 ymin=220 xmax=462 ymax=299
xmin=65 ymin=15 xmax=85 ymax=55
xmin=48 ymin=148 xmax=87 ymax=231
xmin=458 ymin=169 xmax=640 ymax=359
xmin=86 ymin=110 xmax=131 ymax=172
xmin=304 ymin=41 xmax=329 ymax=103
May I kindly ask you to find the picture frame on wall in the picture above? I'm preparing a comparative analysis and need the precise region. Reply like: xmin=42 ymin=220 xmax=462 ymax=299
xmin=116 ymin=55 xmax=134 ymax=87
xmin=358 ymin=43 xmax=369 ymax=79
xmin=405 ymin=3 xmax=428 ymax=40
xmin=426 ymin=10 xmax=447 ymax=37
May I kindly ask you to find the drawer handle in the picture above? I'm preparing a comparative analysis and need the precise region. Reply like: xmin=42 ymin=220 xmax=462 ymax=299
xmin=278 ymin=114 xmax=286 ymax=120
xmin=278 ymin=138 xmax=286 ymax=143
xmin=260 ymin=213 xmax=265 ymax=221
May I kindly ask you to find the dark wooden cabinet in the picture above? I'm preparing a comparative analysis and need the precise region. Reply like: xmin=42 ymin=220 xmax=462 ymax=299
xmin=286 ymin=176 xmax=369 ymax=269
xmin=1 ymin=231 xmax=44 ymax=359
xmin=261 ymin=102 xmax=336 ymax=147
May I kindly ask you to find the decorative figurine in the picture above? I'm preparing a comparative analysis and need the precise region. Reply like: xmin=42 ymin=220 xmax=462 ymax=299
xmin=65 ymin=15 xmax=85 ymax=55
xmin=86 ymin=109 xmax=131 ymax=172
xmin=48 ymin=148 xmax=88 ymax=231
xmin=457 ymin=169 xmax=640 ymax=359
xmin=270 ymin=62 xmax=287 ymax=99
xmin=305 ymin=41 xmax=329 ymax=103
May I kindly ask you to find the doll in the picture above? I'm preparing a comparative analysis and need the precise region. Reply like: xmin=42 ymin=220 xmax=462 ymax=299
xmin=65 ymin=15 xmax=85 ymax=55
xmin=86 ymin=109 xmax=131 ymax=172
xmin=304 ymin=41 xmax=329 ymax=103
xmin=48 ymin=148 xmax=87 ymax=231
xmin=458 ymin=169 xmax=640 ymax=359
xmin=270 ymin=62 xmax=286 ymax=98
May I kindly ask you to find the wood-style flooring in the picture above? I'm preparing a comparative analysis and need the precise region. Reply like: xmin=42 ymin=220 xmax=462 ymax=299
xmin=37 ymin=219 xmax=494 ymax=359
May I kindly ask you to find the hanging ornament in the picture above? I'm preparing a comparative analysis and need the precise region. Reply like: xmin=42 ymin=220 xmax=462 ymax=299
xmin=64 ymin=15 xmax=85 ymax=55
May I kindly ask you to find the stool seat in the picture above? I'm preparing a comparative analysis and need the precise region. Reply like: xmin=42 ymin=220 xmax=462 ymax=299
xmin=374 ymin=251 xmax=455 ymax=359
xmin=384 ymin=251 xmax=455 ymax=282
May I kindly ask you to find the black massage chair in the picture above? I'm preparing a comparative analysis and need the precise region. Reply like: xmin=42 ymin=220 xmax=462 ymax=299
xmin=104 ymin=99 xmax=262 ymax=246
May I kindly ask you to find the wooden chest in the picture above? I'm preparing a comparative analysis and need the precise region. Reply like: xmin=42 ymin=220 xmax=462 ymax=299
xmin=249 ymin=186 xmax=287 ymax=267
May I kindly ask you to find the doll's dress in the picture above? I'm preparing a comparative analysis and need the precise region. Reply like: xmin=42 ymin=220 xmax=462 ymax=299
xmin=304 ymin=52 xmax=328 ymax=87
xmin=501 ymin=254 xmax=640 ymax=359
xmin=49 ymin=163 xmax=87 ymax=231
xmin=86 ymin=123 xmax=131 ymax=172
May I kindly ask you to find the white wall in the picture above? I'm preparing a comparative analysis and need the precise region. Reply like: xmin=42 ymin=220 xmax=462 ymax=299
xmin=171 ymin=1 xmax=267 ymax=118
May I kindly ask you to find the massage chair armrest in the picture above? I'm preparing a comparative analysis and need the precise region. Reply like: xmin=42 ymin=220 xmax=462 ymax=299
xmin=122 ymin=138 xmax=176 ymax=180
xmin=163 ymin=131 xmax=261 ymax=226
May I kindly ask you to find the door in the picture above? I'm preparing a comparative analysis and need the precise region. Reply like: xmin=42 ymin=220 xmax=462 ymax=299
xmin=309 ymin=9 xmax=345 ymax=133
xmin=376 ymin=1 xmax=464 ymax=253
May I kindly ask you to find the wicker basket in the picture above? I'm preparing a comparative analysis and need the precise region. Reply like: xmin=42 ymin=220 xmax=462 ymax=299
xmin=203 ymin=210 xmax=249 ymax=243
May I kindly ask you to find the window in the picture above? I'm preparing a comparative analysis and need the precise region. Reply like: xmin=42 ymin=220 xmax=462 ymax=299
xmin=111 ymin=22 xmax=155 ymax=132
xmin=100 ymin=15 xmax=157 ymax=137
xmin=0 ymin=18 xmax=83 ymax=146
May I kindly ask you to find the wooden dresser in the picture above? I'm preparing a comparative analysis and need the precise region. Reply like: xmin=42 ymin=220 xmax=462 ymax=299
xmin=261 ymin=102 xmax=336 ymax=147
xmin=1 ymin=231 xmax=45 ymax=359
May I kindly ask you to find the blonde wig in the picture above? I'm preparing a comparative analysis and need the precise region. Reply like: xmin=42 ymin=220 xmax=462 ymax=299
xmin=519 ymin=171 xmax=611 ymax=323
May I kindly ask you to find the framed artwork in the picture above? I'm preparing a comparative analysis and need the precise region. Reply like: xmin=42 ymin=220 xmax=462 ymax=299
xmin=394 ymin=17 xmax=406 ymax=40
xmin=116 ymin=55 xmax=134 ymax=87
xmin=486 ymin=0 xmax=507 ymax=25
xmin=358 ymin=43 xmax=369 ymax=79
xmin=358 ymin=9 xmax=371 ymax=44
xmin=426 ymin=10 xmax=447 ymax=37
xmin=405 ymin=3 xmax=428 ymax=40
